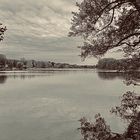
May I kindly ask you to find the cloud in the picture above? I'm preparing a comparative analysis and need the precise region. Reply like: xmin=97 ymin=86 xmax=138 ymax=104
xmin=0 ymin=0 xmax=77 ymax=38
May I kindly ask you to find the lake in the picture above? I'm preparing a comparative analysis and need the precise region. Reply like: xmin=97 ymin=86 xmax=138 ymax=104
xmin=0 ymin=70 xmax=139 ymax=140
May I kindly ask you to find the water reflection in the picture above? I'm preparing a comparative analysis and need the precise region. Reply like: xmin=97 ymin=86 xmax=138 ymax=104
xmin=0 ymin=73 xmax=37 ymax=84
xmin=1 ymin=70 xmax=140 ymax=83
xmin=0 ymin=70 xmax=68 ymax=84
xmin=98 ymin=72 xmax=140 ymax=81
xmin=0 ymin=75 xmax=7 ymax=84
xmin=0 ymin=70 xmax=139 ymax=139
xmin=98 ymin=72 xmax=140 ymax=86
xmin=0 ymin=69 xmax=93 ymax=84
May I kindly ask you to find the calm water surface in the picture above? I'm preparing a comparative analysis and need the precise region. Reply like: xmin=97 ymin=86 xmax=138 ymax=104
xmin=0 ymin=70 xmax=139 ymax=140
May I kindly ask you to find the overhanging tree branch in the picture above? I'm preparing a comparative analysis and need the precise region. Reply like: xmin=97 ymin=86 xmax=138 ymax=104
xmin=69 ymin=0 xmax=140 ymax=58
xmin=98 ymin=9 xmax=115 ymax=32
xmin=114 ymin=33 xmax=140 ymax=47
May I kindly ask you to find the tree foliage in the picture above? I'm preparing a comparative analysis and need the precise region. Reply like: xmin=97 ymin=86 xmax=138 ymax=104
xmin=0 ymin=54 xmax=7 ymax=66
xmin=0 ymin=23 xmax=6 ymax=41
xmin=79 ymin=91 xmax=140 ymax=140
xmin=97 ymin=58 xmax=140 ymax=70
xmin=78 ymin=114 xmax=113 ymax=140
xmin=111 ymin=91 xmax=140 ymax=121
xmin=69 ymin=0 xmax=140 ymax=59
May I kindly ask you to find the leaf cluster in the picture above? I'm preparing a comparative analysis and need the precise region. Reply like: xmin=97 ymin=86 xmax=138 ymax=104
xmin=69 ymin=0 xmax=140 ymax=59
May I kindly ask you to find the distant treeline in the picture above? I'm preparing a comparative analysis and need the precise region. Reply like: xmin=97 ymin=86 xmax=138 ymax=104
xmin=97 ymin=58 xmax=140 ymax=71
xmin=0 ymin=54 xmax=95 ymax=70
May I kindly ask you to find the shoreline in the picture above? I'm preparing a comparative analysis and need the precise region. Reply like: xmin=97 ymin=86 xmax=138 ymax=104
xmin=0 ymin=68 xmax=140 ymax=73
xmin=0 ymin=68 xmax=96 ymax=73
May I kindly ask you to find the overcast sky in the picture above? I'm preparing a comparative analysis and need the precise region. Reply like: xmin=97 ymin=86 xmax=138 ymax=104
xmin=0 ymin=0 xmax=121 ymax=64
